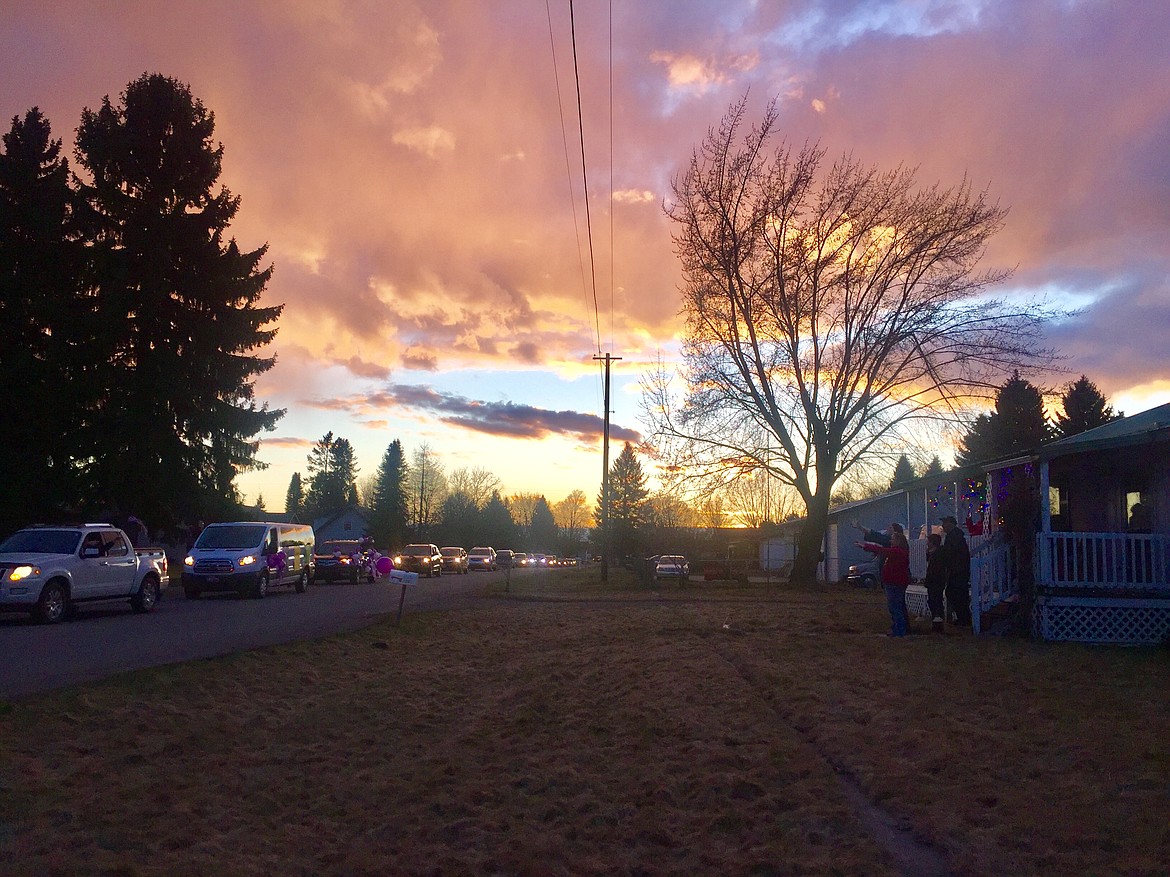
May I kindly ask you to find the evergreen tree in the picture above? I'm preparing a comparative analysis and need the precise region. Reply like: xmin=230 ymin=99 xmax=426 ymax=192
xmin=480 ymin=491 xmax=518 ymax=549
xmin=369 ymin=439 xmax=408 ymax=548
xmin=73 ymin=74 xmax=283 ymax=528
xmin=956 ymin=372 xmax=1050 ymax=466
xmin=436 ymin=491 xmax=481 ymax=549
xmin=1055 ymin=375 xmax=1116 ymax=437
xmin=0 ymin=107 xmax=86 ymax=531
xmin=922 ymin=456 xmax=944 ymax=477
xmin=284 ymin=472 xmax=306 ymax=522
xmin=890 ymin=454 xmax=916 ymax=489
xmin=303 ymin=432 xmax=359 ymax=519
xmin=529 ymin=496 xmax=559 ymax=553
xmin=601 ymin=442 xmax=648 ymax=559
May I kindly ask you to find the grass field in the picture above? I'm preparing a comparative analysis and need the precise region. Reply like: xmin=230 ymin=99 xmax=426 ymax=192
xmin=2 ymin=570 xmax=1168 ymax=876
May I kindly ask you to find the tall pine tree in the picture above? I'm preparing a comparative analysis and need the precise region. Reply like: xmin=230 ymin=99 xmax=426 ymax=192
xmin=73 ymin=73 xmax=283 ymax=528
xmin=890 ymin=454 xmax=916 ymax=489
xmin=601 ymin=442 xmax=648 ymax=559
xmin=370 ymin=439 xmax=408 ymax=549
xmin=1055 ymin=375 xmax=1115 ymax=437
xmin=956 ymin=372 xmax=1050 ymax=466
xmin=284 ymin=472 xmax=306 ymax=522
xmin=0 ymin=108 xmax=86 ymax=531
xmin=303 ymin=432 xmax=359 ymax=519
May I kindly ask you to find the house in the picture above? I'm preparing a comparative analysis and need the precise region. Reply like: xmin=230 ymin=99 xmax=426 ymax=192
xmin=312 ymin=507 xmax=375 ymax=544
xmin=757 ymin=406 xmax=1170 ymax=643
xmin=1022 ymin=402 xmax=1170 ymax=644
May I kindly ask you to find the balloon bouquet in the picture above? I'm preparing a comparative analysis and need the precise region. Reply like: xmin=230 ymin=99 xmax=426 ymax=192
xmin=360 ymin=535 xmax=396 ymax=582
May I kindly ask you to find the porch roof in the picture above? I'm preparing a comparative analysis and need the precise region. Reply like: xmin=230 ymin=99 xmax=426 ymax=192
xmin=1037 ymin=401 xmax=1170 ymax=461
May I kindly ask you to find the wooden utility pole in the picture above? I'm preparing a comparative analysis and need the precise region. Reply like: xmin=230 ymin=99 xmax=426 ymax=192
xmin=594 ymin=353 xmax=621 ymax=582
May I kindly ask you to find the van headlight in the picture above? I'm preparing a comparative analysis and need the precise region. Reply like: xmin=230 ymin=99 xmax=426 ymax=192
xmin=8 ymin=565 xmax=39 ymax=581
xmin=239 ymin=555 xmax=257 ymax=566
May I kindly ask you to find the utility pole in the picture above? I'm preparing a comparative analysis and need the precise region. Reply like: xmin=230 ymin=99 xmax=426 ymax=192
xmin=594 ymin=353 xmax=621 ymax=582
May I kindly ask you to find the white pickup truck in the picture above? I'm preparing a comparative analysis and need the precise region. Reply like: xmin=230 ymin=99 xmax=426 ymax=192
xmin=0 ymin=524 xmax=169 ymax=623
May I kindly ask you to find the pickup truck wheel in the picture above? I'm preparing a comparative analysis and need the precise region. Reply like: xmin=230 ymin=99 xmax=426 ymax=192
xmin=295 ymin=570 xmax=308 ymax=593
xmin=34 ymin=580 xmax=69 ymax=624
xmin=131 ymin=577 xmax=160 ymax=613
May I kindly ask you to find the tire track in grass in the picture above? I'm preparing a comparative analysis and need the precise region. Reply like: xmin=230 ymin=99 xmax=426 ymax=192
xmin=695 ymin=623 xmax=953 ymax=877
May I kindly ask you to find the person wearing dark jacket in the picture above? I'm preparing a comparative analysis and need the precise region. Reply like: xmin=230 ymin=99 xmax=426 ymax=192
xmin=923 ymin=532 xmax=947 ymax=633
xmin=858 ymin=522 xmax=911 ymax=637
xmin=939 ymin=515 xmax=972 ymax=626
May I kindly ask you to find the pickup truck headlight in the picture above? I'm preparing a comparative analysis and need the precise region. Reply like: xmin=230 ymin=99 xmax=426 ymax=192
xmin=8 ymin=565 xmax=39 ymax=581
xmin=238 ymin=555 xmax=257 ymax=566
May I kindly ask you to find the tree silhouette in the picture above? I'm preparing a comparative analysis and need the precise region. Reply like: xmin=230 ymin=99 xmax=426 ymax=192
xmin=890 ymin=454 xmax=917 ymax=489
xmin=0 ymin=107 xmax=86 ymax=532
xmin=73 ymin=73 xmax=282 ymax=528
xmin=600 ymin=442 xmax=648 ymax=559
xmin=284 ymin=472 xmax=306 ymax=522
xmin=1055 ymin=375 xmax=1116 ymax=437
xmin=369 ymin=439 xmax=408 ymax=548
xmin=304 ymin=432 xmax=359 ymax=519
xmin=529 ymin=496 xmax=559 ymax=553
xmin=956 ymin=373 xmax=1050 ymax=465
xmin=646 ymin=96 xmax=1054 ymax=581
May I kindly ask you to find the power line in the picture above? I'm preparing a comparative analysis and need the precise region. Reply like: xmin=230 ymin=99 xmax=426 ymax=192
xmin=568 ymin=0 xmax=604 ymax=358
xmin=544 ymin=0 xmax=599 ymax=357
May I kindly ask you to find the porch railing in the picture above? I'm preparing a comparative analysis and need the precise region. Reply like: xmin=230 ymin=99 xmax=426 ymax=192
xmin=1036 ymin=532 xmax=1170 ymax=590
xmin=971 ymin=538 xmax=1015 ymax=634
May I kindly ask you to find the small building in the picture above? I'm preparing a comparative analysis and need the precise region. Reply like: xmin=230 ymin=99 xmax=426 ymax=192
xmin=312 ymin=507 xmax=374 ymax=544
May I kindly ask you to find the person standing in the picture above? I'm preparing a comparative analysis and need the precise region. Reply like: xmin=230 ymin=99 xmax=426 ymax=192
xmin=939 ymin=515 xmax=972 ymax=627
xmin=126 ymin=515 xmax=149 ymax=549
xmin=923 ymin=532 xmax=947 ymax=633
xmin=858 ymin=522 xmax=911 ymax=637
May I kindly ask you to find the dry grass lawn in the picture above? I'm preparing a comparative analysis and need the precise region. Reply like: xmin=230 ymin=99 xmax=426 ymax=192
xmin=2 ymin=570 xmax=1168 ymax=876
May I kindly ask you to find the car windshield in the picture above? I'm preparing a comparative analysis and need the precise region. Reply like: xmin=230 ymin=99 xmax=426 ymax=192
xmin=319 ymin=541 xmax=359 ymax=554
xmin=195 ymin=524 xmax=267 ymax=550
xmin=440 ymin=548 xmax=462 ymax=557
xmin=402 ymin=545 xmax=433 ymax=555
xmin=0 ymin=529 xmax=82 ymax=555
xmin=470 ymin=548 xmax=492 ymax=556
xmin=658 ymin=556 xmax=686 ymax=564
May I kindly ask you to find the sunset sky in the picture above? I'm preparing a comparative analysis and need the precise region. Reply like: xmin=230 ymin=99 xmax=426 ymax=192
xmin=3 ymin=1 xmax=1168 ymax=513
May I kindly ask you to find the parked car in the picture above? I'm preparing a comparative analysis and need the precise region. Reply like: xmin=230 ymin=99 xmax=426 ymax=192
xmin=845 ymin=557 xmax=880 ymax=588
xmin=184 ymin=522 xmax=314 ymax=599
xmin=654 ymin=555 xmax=690 ymax=582
xmin=395 ymin=544 xmax=443 ymax=577
xmin=467 ymin=546 xmax=497 ymax=571
xmin=0 ymin=523 xmax=169 ymax=623
xmin=313 ymin=539 xmax=364 ymax=584
xmin=440 ymin=546 xmax=469 ymax=575
xmin=496 ymin=549 xmax=514 ymax=569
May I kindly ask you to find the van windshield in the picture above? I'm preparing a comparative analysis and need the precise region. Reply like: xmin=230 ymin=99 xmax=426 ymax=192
xmin=195 ymin=525 xmax=268 ymax=550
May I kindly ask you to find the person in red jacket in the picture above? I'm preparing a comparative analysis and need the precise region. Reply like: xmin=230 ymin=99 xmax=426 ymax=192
xmin=858 ymin=522 xmax=911 ymax=637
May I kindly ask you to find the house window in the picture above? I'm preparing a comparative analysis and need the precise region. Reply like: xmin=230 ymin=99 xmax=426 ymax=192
xmin=1049 ymin=485 xmax=1068 ymax=528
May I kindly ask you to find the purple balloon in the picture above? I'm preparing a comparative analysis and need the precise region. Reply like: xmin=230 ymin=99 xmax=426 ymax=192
xmin=375 ymin=555 xmax=394 ymax=575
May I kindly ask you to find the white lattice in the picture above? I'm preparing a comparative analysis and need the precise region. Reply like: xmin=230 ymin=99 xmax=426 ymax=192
xmin=1033 ymin=596 xmax=1170 ymax=645
xmin=905 ymin=584 xmax=931 ymax=618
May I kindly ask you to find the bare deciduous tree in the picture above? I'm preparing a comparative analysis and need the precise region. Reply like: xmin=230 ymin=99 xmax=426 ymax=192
xmin=644 ymin=96 xmax=1055 ymax=580
xmin=552 ymin=489 xmax=591 ymax=540
xmin=448 ymin=466 xmax=503 ymax=509
xmin=406 ymin=444 xmax=447 ymax=537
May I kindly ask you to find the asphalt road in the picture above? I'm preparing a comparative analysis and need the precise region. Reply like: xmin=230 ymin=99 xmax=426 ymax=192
xmin=0 ymin=569 xmax=507 ymax=700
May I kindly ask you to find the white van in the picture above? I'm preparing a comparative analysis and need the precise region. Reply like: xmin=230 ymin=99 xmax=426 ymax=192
xmin=183 ymin=522 xmax=314 ymax=599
